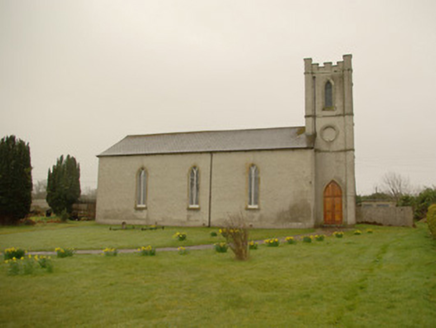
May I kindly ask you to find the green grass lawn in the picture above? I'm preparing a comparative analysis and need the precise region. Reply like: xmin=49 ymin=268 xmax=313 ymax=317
xmin=1 ymin=223 xmax=435 ymax=327
xmin=0 ymin=220 xmax=314 ymax=251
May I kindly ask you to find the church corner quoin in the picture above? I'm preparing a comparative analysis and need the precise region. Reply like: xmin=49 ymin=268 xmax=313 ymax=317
xmin=96 ymin=55 xmax=356 ymax=229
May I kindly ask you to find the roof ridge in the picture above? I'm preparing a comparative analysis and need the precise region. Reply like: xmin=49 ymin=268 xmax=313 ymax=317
xmin=125 ymin=126 xmax=303 ymax=138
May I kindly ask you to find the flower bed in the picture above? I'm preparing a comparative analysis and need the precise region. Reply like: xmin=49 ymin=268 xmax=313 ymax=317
xmin=214 ymin=242 xmax=228 ymax=253
xmin=248 ymin=241 xmax=258 ymax=250
xmin=285 ymin=236 xmax=296 ymax=244
xmin=138 ymin=245 xmax=156 ymax=256
xmin=55 ymin=247 xmax=75 ymax=258
xmin=264 ymin=238 xmax=280 ymax=247
xmin=173 ymin=232 xmax=187 ymax=241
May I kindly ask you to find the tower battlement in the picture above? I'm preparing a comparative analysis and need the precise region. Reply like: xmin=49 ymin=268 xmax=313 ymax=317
xmin=304 ymin=54 xmax=352 ymax=74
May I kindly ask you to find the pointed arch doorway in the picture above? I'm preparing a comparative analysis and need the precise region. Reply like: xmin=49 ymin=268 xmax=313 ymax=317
xmin=324 ymin=181 xmax=343 ymax=225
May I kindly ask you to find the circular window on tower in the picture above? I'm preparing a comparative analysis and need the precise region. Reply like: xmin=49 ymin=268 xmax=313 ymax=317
xmin=321 ymin=125 xmax=338 ymax=142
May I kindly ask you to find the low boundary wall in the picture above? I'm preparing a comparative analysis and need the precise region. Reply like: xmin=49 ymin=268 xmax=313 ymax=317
xmin=356 ymin=206 xmax=413 ymax=227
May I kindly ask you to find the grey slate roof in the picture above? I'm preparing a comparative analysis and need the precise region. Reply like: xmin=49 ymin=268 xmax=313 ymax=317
xmin=98 ymin=126 xmax=313 ymax=157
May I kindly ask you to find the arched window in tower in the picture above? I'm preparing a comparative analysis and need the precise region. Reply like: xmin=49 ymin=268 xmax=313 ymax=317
xmin=324 ymin=80 xmax=333 ymax=109
xmin=248 ymin=164 xmax=259 ymax=208
xmin=189 ymin=166 xmax=199 ymax=208
xmin=136 ymin=168 xmax=147 ymax=208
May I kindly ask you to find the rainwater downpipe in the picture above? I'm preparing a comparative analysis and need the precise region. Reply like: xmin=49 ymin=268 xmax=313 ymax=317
xmin=208 ymin=152 xmax=213 ymax=227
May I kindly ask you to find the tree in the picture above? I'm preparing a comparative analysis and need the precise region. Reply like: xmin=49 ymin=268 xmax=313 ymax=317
xmin=379 ymin=172 xmax=413 ymax=204
xmin=0 ymin=135 xmax=32 ymax=224
xmin=46 ymin=155 xmax=81 ymax=218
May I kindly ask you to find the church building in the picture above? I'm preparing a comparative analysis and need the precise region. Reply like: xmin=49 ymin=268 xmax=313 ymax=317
xmin=96 ymin=55 xmax=356 ymax=228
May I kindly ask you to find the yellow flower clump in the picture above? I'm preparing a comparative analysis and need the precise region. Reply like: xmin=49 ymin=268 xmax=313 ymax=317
xmin=138 ymin=245 xmax=153 ymax=252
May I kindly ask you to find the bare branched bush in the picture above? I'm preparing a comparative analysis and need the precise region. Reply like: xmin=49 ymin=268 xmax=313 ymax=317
xmin=377 ymin=172 xmax=414 ymax=203
xmin=221 ymin=213 xmax=249 ymax=261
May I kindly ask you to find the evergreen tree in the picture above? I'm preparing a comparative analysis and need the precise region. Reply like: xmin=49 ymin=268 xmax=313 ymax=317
xmin=46 ymin=155 xmax=81 ymax=217
xmin=0 ymin=136 xmax=32 ymax=224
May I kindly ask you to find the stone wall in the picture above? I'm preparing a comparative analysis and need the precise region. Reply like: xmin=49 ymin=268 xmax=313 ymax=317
xmin=356 ymin=206 xmax=413 ymax=227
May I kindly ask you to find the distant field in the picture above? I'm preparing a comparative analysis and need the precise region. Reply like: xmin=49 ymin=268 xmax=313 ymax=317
xmin=0 ymin=220 xmax=314 ymax=251
xmin=0 ymin=223 xmax=435 ymax=327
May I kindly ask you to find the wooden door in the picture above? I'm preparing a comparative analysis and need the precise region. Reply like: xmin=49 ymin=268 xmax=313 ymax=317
xmin=324 ymin=181 xmax=343 ymax=225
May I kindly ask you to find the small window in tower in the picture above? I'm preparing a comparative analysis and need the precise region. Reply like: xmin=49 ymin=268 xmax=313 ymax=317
xmin=324 ymin=80 xmax=334 ymax=110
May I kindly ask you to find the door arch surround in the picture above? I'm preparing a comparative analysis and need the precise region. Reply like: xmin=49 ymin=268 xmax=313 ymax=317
xmin=323 ymin=180 xmax=343 ymax=225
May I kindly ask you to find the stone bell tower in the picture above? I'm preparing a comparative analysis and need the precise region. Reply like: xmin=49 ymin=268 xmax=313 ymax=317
xmin=304 ymin=54 xmax=356 ymax=226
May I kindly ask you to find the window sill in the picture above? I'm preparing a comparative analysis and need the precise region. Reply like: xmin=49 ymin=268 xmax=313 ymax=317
xmin=136 ymin=205 xmax=147 ymax=210
xmin=246 ymin=205 xmax=259 ymax=210
xmin=188 ymin=205 xmax=200 ymax=210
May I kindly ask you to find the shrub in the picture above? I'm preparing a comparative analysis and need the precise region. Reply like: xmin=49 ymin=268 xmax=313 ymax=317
xmin=264 ymin=238 xmax=280 ymax=247
xmin=220 ymin=214 xmax=250 ymax=260
xmin=366 ymin=229 xmax=373 ymax=234
xmin=4 ymin=247 xmax=26 ymax=260
xmin=427 ymin=204 xmax=436 ymax=238
xmin=214 ymin=242 xmax=228 ymax=253
xmin=55 ymin=247 xmax=75 ymax=258
xmin=354 ymin=230 xmax=362 ymax=235
xmin=210 ymin=231 xmax=218 ymax=237
xmin=333 ymin=231 xmax=344 ymax=238
xmin=178 ymin=247 xmax=188 ymax=255
xmin=173 ymin=232 xmax=187 ymax=241
xmin=102 ymin=248 xmax=118 ymax=256
xmin=138 ymin=245 xmax=156 ymax=256
xmin=314 ymin=234 xmax=325 ymax=241
xmin=414 ymin=188 xmax=436 ymax=220
xmin=303 ymin=236 xmax=313 ymax=243
xmin=285 ymin=236 xmax=296 ymax=244
xmin=248 ymin=241 xmax=258 ymax=250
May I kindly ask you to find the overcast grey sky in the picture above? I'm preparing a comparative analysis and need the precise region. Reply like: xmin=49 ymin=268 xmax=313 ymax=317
xmin=1 ymin=0 xmax=435 ymax=195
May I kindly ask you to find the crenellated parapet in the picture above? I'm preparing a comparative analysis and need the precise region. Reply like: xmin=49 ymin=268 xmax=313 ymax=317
xmin=304 ymin=54 xmax=352 ymax=75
